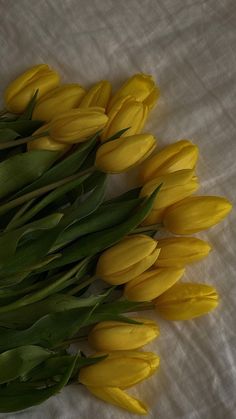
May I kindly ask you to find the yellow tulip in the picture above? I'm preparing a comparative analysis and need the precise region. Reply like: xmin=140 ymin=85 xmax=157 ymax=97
xmin=79 ymin=351 xmax=160 ymax=388
xmin=155 ymin=282 xmax=219 ymax=320
xmin=140 ymin=169 xmax=199 ymax=225
xmin=140 ymin=140 xmax=199 ymax=183
xmin=88 ymin=318 xmax=159 ymax=351
xmin=154 ymin=237 xmax=212 ymax=268
xmin=163 ymin=196 xmax=232 ymax=234
xmin=86 ymin=385 xmax=148 ymax=415
xmin=108 ymin=73 xmax=159 ymax=111
xmin=32 ymin=84 xmax=86 ymax=121
xmin=27 ymin=124 xmax=70 ymax=152
xmin=101 ymin=96 xmax=148 ymax=141
xmin=96 ymin=234 xmax=160 ymax=285
xmin=49 ymin=107 xmax=108 ymax=144
xmin=124 ymin=267 xmax=185 ymax=301
xmin=79 ymin=80 xmax=112 ymax=110
xmin=80 ymin=351 xmax=160 ymax=415
xmin=95 ymin=133 xmax=156 ymax=173
xmin=4 ymin=64 xmax=60 ymax=114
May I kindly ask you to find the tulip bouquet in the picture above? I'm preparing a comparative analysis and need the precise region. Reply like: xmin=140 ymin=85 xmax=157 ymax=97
xmin=0 ymin=64 xmax=232 ymax=415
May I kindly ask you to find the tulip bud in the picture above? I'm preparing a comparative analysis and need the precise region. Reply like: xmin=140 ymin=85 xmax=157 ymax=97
xmin=88 ymin=318 xmax=159 ymax=351
xmin=79 ymin=80 xmax=112 ymax=110
xmin=80 ymin=351 xmax=159 ymax=414
xmin=108 ymin=73 xmax=159 ymax=111
xmin=86 ymin=385 xmax=148 ymax=415
xmin=124 ymin=267 xmax=185 ymax=302
xmin=140 ymin=169 xmax=199 ymax=225
xmin=154 ymin=237 xmax=212 ymax=268
xmin=27 ymin=123 xmax=70 ymax=152
xmin=101 ymin=96 xmax=148 ymax=141
xmin=79 ymin=351 xmax=160 ymax=388
xmin=140 ymin=140 xmax=199 ymax=183
xmin=96 ymin=235 xmax=160 ymax=285
xmin=163 ymin=196 xmax=232 ymax=234
xmin=49 ymin=107 xmax=108 ymax=144
xmin=4 ymin=64 xmax=60 ymax=114
xmin=32 ymin=84 xmax=86 ymax=121
xmin=155 ymin=282 xmax=219 ymax=320
xmin=95 ymin=133 xmax=156 ymax=173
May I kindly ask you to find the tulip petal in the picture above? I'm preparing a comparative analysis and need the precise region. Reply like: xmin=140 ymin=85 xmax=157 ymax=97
xmin=140 ymin=140 xmax=199 ymax=183
xmin=96 ymin=234 xmax=159 ymax=284
xmin=28 ymin=135 xmax=70 ymax=152
xmin=101 ymin=96 xmax=148 ymax=141
xmin=79 ymin=351 xmax=160 ymax=388
xmin=155 ymin=282 xmax=219 ymax=320
xmin=86 ymin=386 xmax=148 ymax=415
xmin=79 ymin=80 xmax=112 ymax=109
xmin=5 ymin=64 xmax=60 ymax=114
xmin=5 ymin=64 xmax=50 ymax=103
xmin=95 ymin=134 xmax=156 ymax=173
xmin=154 ymin=237 xmax=211 ymax=267
xmin=140 ymin=169 xmax=199 ymax=225
xmin=100 ymin=248 xmax=160 ymax=285
xmin=32 ymin=84 xmax=86 ymax=121
xmin=108 ymin=73 xmax=159 ymax=112
xmin=88 ymin=318 xmax=159 ymax=351
xmin=49 ymin=108 xmax=108 ymax=143
xmin=163 ymin=196 xmax=232 ymax=234
xmin=125 ymin=267 xmax=185 ymax=301
xmin=143 ymin=86 xmax=160 ymax=110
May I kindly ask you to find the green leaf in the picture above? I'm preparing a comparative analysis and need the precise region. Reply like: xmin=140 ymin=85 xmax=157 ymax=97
xmin=0 ymin=345 xmax=52 ymax=384
xmin=105 ymin=127 xmax=130 ymax=141
xmin=12 ymin=135 xmax=97 ymax=198
xmin=26 ymin=354 xmax=106 ymax=382
xmin=0 ymin=300 xmax=140 ymax=351
xmin=0 ymin=271 xmax=30 ymax=289
xmin=0 ymin=254 xmax=61 ymax=289
xmin=61 ymin=172 xmax=107 ymax=229
xmin=0 ymin=354 xmax=76 ymax=413
xmin=105 ymin=187 xmax=141 ymax=203
xmin=18 ymin=90 xmax=38 ymax=120
xmin=0 ymin=293 xmax=109 ymax=329
xmin=0 ymin=229 xmax=62 ymax=278
xmin=29 ymin=355 xmax=107 ymax=382
xmin=0 ymin=128 xmax=19 ymax=142
xmin=0 ymin=258 xmax=92 ymax=314
xmin=7 ymin=173 xmax=90 ymax=230
xmin=42 ymin=185 xmax=162 ymax=270
xmin=91 ymin=300 xmax=145 ymax=322
xmin=0 ymin=309 xmax=91 ymax=350
xmin=0 ymin=150 xmax=58 ymax=200
xmin=54 ymin=197 xmax=142 ymax=250
xmin=0 ymin=213 xmax=63 ymax=268
xmin=78 ymin=170 xmax=104 ymax=193
xmin=0 ymin=119 xmax=42 ymax=136
xmin=0 ymin=116 xmax=17 ymax=122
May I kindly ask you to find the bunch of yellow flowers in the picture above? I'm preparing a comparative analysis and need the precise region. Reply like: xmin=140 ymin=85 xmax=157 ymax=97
xmin=0 ymin=64 xmax=232 ymax=416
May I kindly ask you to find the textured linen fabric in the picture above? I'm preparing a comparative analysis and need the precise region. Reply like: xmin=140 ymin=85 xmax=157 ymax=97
xmin=0 ymin=0 xmax=236 ymax=418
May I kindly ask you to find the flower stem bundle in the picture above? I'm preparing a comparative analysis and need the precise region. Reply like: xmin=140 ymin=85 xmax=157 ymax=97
xmin=0 ymin=64 xmax=232 ymax=415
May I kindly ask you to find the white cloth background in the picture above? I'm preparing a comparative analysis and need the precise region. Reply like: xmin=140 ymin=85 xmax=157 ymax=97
xmin=0 ymin=0 xmax=236 ymax=418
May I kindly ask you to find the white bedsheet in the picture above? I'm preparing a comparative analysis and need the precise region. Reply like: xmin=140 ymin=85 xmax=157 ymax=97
xmin=0 ymin=0 xmax=236 ymax=418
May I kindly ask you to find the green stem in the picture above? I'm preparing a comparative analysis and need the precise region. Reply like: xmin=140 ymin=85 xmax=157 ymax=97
xmin=0 ymin=131 xmax=49 ymax=150
xmin=0 ymin=258 xmax=89 ymax=314
xmin=132 ymin=223 xmax=162 ymax=234
xmin=5 ymin=199 xmax=36 ymax=231
xmin=54 ymin=335 xmax=88 ymax=348
xmin=0 ymin=167 xmax=95 ymax=216
xmin=130 ymin=302 xmax=154 ymax=311
xmin=67 ymin=275 xmax=97 ymax=295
